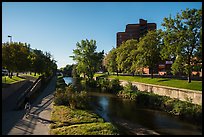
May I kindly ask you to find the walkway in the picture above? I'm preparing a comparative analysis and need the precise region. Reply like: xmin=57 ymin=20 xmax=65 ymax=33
xmin=2 ymin=76 xmax=56 ymax=135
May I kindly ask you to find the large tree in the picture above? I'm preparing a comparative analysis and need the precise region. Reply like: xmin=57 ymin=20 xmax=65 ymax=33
xmin=136 ymin=30 xmax=162 ymax=79
xmin=116 ymin=39 xmax=138 ymax=76
xmin=2 ymin=42 xmax=31 ymax=77
xmin=161 ymin=8 xmax=202 ymax=83
xmin=70 ymin=39 xmax=104 ymax=81
xmin=103 ymin=48 xmax=118 ymax=75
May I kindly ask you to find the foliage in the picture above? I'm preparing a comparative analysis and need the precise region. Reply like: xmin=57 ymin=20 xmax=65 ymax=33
xmin=161 ymin=8 xmax=202 ymax=83
xmin=103 ymin=48 xmax=118 ymax=75
xmin=60 ymin=64 xmax=74 ymax=77
xmin=117 ymin=82 xmax=138 ymax=100
xmin=2 ymin=42 xmax=57 ymax=78
xmin=116 ymin=39 xmax=139 ymax=75
xmin=123 ymin=90 xmax=202 ymax=125
xmin=2 ymin=42 xmax=31 ymax=77
xmin=96 ymin=78 xmax=122 ymax=93
xmin=70 ymin=39 xmax=104 ymax=81
xmin=136 ymin=30 xmax=162 ymax=78
xmin=108 ymin=78 xmax=123 ymax=93
xmin=54 ymin=80 xmax=89 ymax=109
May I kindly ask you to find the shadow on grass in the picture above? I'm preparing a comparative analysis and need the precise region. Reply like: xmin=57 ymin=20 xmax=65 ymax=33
xmin=157 ymin=79 xmax=170 ymax=82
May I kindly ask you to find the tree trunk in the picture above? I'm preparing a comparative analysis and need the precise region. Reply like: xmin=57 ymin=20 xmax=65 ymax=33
xmin=188 ymin=70 xmax=191 ymax=83
xmin=132 ymin=72 xmax=134 ymax=77
xmin=151 ymin=68 xmax=153 ymax=79
xmin=11 ymin=72 xmax=13 ymax=78
xmin=16 ymin=72 xmax=19 ymax=77
xmin=116 ymin=70 xmax=118 ymax=76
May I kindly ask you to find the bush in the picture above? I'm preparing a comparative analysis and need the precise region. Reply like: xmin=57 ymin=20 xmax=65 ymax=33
xmin=108 ymin=79 xmax=122 ymax=93
xmin=117 ymin=82 xmax=138 ymax=100
xmin=54 ymin=84 xmax=89 ymax=109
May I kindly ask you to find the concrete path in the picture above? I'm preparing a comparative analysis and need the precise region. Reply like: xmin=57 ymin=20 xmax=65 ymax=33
xmin=3 ymin=76 xmax=56 ymax=135
xmin=2 ymin=80 xmax=34 ymax=135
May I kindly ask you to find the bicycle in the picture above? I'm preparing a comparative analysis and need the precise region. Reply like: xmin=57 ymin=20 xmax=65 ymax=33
xmin=25 ymin=102 xmax=31 ymax=119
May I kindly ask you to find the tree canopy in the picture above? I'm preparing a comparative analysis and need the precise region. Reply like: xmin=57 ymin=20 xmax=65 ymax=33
xmin=161 ymin=8 xmax=202 ymax=82
xmin=70 ymin=39 xmax=104 ymax=81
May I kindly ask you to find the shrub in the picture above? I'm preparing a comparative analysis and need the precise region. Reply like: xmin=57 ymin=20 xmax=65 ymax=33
xmin=117 ymin=82 xmax=138 ymax=100
xmin=54 ymin=84 xmax=89 ymax=109
xmin=108 ymin=79 xmax=122 ymax=93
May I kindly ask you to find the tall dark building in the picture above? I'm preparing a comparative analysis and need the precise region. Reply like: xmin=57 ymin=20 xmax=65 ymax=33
xmin=116 ymin=19 xmax=156 ymax=47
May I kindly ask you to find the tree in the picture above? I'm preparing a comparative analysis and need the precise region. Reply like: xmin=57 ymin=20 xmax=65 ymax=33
xmin=2 ymin=42 xmax=31 ymax=77
xmin=116 ymin=39 xmax=138 ymax=76
xmin=61 ymin=64 xmax=74 ymax=77
xmin=70 ymin=39 xmax=104 ymax=81
xmin=103 ymin=48 xmax=118 ymax=75
xmin=136 ymin=30 xmax=162 ymax=79
xmin=161 ymin=8 xmax=202 ymax=83
xmin=2 ymin=42 xmax=13 ymax=77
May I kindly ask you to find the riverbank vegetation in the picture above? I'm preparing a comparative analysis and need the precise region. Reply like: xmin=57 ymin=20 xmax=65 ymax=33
xmin=51 ymin=76 xmax=119 ymax=135
xmin=93 ymin=78 xmax=202 ymax=125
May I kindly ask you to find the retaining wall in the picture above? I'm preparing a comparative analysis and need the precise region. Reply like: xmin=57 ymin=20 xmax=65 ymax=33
xmin=2 ymin=80 xmax=28 ymax=101
xmin=120 ymin=80 xmax=202 ymax=105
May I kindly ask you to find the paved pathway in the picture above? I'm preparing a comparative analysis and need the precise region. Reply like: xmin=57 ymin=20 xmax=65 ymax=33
xmin=2 ymin=80 xmax=33 ymax=135
xmin=3 ymin=76 xmax=56 ymax=135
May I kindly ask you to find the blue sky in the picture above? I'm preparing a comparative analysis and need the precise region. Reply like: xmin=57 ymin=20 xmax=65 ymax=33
xmin=2 ymin=2 xmax=202 ymax=69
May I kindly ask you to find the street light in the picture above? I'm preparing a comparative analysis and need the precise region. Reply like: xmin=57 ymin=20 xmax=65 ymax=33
xmin=8 ymin=35 xmax=12 ymax=43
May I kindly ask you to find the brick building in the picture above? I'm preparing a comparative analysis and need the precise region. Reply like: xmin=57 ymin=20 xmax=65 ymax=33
xmin=116 ymin=19 xmax=156 ymax=47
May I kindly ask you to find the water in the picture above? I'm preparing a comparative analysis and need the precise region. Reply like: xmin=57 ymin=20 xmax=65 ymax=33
xmin=63 ymin=77 xmax=202 ymax=135
xmin=63 ymin=77 xmax=73 ymax=85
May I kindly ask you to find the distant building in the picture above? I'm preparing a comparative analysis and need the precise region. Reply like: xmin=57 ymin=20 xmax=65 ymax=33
xmin=116 ymin=19 xmax=156 ymax=47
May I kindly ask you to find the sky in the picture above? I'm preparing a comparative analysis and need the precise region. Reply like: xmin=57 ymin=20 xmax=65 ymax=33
xmin=2 ymin=2 xmax=202 ymax=69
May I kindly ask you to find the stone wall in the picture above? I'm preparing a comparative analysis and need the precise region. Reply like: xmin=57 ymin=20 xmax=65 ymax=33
xmin=2 ymin=80 xmax=28 ymax=101
xmin=119 ymin=80 xmax=202 ymax=105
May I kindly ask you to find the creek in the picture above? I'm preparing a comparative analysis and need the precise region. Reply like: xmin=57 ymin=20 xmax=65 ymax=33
xmin=63 ymin=77 xmax=202 ymax=135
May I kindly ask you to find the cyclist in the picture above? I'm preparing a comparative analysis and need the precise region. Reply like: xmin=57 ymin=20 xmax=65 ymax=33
xmin=24 ymin=97 xmax=31 ymax=119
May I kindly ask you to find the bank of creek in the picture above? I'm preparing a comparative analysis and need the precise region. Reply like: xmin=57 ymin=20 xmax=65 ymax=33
xmin=63 ymin=77 xmax=202 ymax=135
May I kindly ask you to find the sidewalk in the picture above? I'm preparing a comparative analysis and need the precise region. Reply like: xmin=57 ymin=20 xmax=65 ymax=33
xmin=4 ymin=76 xmax=56 ymax=135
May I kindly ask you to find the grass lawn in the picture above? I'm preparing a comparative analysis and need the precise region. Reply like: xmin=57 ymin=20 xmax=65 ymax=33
xmin=50 ymin=105 xmax=119 ymax=135
xmin=20 ymin=73 xmax=41 ymax=79
xmin=2 ymin=76 xmax=25 ymax=84
xmin=94 ymin=74 xmax=202 ymax=91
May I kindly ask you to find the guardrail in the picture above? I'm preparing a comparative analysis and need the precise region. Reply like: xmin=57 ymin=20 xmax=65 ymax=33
xmin=16 ymin=76 xmax=42 ymax=110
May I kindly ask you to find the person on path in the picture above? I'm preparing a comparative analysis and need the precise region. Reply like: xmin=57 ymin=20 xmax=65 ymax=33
xmin=24 ymin=97 xmax=31 ymax=119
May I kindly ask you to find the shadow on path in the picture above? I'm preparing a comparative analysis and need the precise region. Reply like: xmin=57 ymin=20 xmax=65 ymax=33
xmin=6 ymin=76 xmax=56 ymax=135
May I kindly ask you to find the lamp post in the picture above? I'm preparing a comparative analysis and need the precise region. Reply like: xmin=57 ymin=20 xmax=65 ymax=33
xmin=8 ymin=35 xmax=12 ymax=43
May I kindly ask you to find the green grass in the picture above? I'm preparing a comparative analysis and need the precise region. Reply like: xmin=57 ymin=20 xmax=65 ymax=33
xmin=94 ymin=73 xmax=107 ymax=77
xmin=109 ymin=75 xmax=202 ymax=91
xmin=95 ymin=74 xmax=202 ymax=91
xmin=20 ymin=73 xmax=41 ymax=79
xmin=57 ymin=75 xmax=63 ymax=79
xmin=2 ymin=76 xmax=25 ymax=84
xmin=50 ymin=105 xmax=119 ymax=135
xmin=50 ymin=122 xmax=118 ymax=135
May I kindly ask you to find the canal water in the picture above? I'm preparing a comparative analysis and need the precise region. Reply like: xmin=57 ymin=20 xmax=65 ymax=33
xmin=63 ymin=77 xmax=202 ymax=135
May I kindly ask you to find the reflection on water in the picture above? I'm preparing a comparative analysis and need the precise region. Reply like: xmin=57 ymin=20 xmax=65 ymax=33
xmin=63 ymin=77 xmax=202 ymax=135
xmin=88 ymin=92 xmax=202 ymax=135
